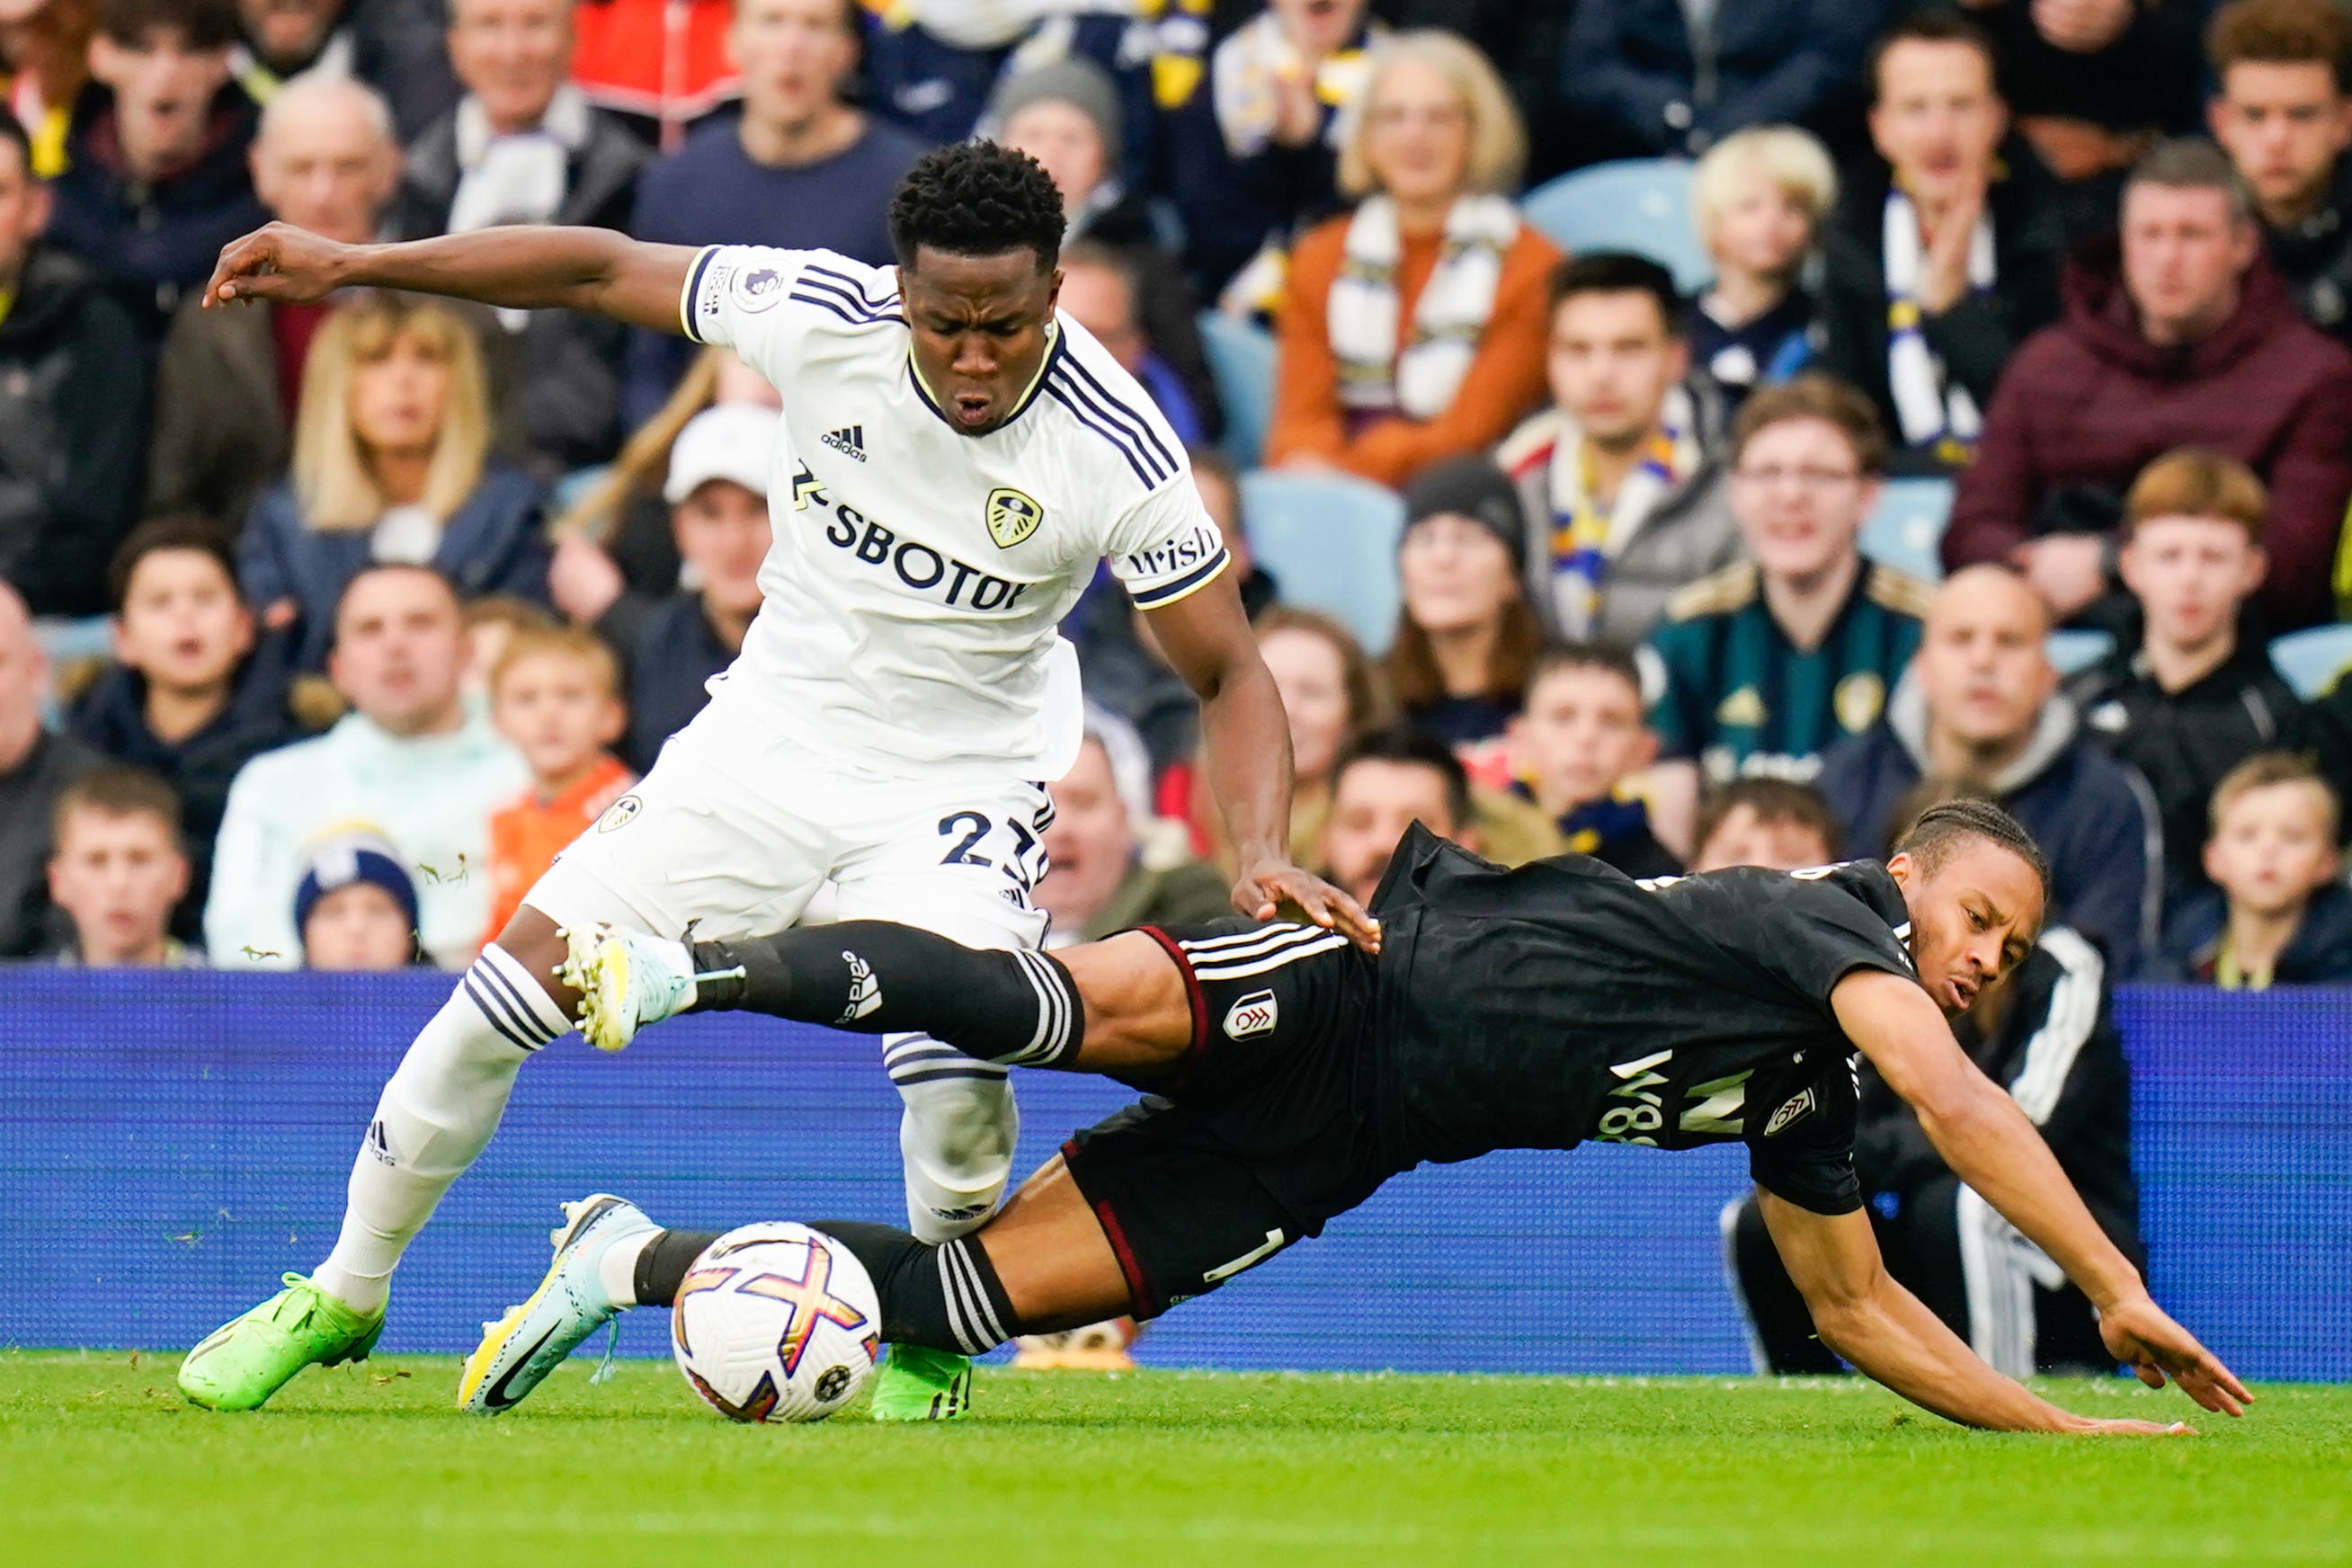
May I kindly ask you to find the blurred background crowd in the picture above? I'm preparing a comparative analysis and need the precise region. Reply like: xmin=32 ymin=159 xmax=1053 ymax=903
xmin=4 ymin=0 xmax=2352 ymax=1009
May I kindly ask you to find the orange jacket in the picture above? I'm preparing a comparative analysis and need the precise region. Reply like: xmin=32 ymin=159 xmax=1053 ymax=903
xmin=478 ymin=754 xmax=637 ymax=949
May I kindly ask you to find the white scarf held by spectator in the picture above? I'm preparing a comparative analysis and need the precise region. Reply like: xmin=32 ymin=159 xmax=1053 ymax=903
xmin=1210 ymin=11 xmax=1375 ymax=160
xmin=1328 ymin=193 xmax=1518 ymax=422
xmin=1883 ymin=187 xmax=1991 ymax=450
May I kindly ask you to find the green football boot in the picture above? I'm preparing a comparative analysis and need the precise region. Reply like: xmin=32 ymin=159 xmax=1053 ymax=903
xmin=177 ymin=1273 xmax=384 ymax=1412
xmin=868 ymin=1344 xmax=974 ymax=1421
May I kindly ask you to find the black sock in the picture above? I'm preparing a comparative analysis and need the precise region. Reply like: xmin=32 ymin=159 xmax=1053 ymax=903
xmin=815 ymin=1220 xmax=1022 ymax=1356
xmin=690 ymin=922 xmax=1084 ymax=1068
xmin=635 ymin=1227 xmax=724 ymax=1307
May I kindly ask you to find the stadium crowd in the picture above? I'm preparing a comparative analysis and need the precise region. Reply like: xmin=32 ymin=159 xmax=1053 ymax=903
xmin=6 ymin=0 xmax=2348 ymax=1382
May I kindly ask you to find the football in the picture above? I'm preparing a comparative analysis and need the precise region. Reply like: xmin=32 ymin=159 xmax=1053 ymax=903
xmin=670 ymin=1223 xmax=883 ymax=1422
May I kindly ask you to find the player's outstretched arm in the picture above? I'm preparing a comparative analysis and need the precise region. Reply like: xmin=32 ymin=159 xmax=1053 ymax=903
xmin=1145 ymin=574 xmax=1380 ymax=951
xmin=1757 ymin=1191 xmax=2189 ymax=1434
xmin=202 ymin=222 xmax=700 ymax=334
xmin=1831 ymin=969 xmax=2251 ymax=1418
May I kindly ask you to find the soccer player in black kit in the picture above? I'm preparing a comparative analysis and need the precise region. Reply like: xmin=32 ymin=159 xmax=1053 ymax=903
xmin=480 ymin=801 xmax=2250 ymax=1432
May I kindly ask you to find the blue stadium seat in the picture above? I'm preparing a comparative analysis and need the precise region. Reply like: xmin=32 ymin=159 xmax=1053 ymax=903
xmin=1520 ymin=159 xmax=1710 ymax=294
xmin=1859 ymin=477 xmax=1953 ymax=583
xmin=1239 ymin=470 xmax=1406 ymax=654
xmin=1198 ymin=311 xmax=1278 ymax=469
xmin=2045 ymin=628 xmax=2114 ymax=675
xmin=2268 ymin=625 xmax=2352 ymax=699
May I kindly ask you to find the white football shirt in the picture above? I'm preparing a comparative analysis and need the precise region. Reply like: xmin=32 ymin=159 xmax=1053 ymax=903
xmin=678 ymin=245 xmax=1228 ymax=781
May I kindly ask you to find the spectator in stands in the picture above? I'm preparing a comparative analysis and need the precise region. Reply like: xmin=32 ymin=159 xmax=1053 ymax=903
xmin=45 ymin=0 xmax=267 ymax=343
xmin=2207 ymin=0 xmax=2352 ymax=352
xmin=387 ymin=0 xmax=646 ymax=476
xmin=548 ymin=344 xmax=778 ymax=603
xmin=1688 ymin=776 xmax=1839 ymax=873
xmin=567 ymin=0 xmax=736 ymax=152
xmin=0 ymin=105 xmax=150 ymax=619
xmin=1265 ymin=30 xmax=1556 ymax=490
xmin=1186 ymin=447 xmax=1277 ymax=619
xmin=1726 ymin=785 xmax=2143 ymax=1379
xmin=1381 ymin=454 xmax=1539 ymax=789
xmin=2157 ymin=752 xmax=2352 ymax=986
xmin=0 ymin=0 xmax=94 ymax=178
xmin=1212 ymin=604 xmax=1389 ymax=870
xmin=877 ymin=4 xmax=1150 ymax=188
xmin=145 ymin=74 xmax=396 ymax=530
xmin=1038 ymin=707 xmax=1231 ymax=948
xmin=1163 ymin=0 xmax=1380 ymax=303
xmin=69 ymin=517 xmax=299 ymax=938
xmin=240 ymin=292 xmax=549 ymax=670
xmin=43 ymin=765 xmax=202 ymax=965
xmin=622 ymin=0 xmax=930 ymax=422
xmin=477 ymin=622 xmax=632 ymax=948
xmin=1945 ymin=139 xmax=2352 ymax=634
xmin=226 ymin=0 xmax=459 ymax=141
xmin=1815 ymin=11 xmax=2066 ymax=476
xmin=0 ymin=581 xmax=102 ymax=955
xmin=1498 ymin=252 xmax=1736 ymax=648
xmin=1644 ymin=375 xmax=1929 ymax=857
xmin=1510 ymin=643 xmax=1678 ymax=878
xmin=1967 ymin=0 xmax=2204 ymax=236
xmin=550 ymin=403 xmax=771 ymax=772
xmin=1686 ymin=124 xmax=1837 ymax=409
xmin=208 ymin=564 xmax=527 ymax=969
xmin=1318 ymin=722 xmax=1479 ymax=906
xmin=2065 ymin=450 xmax=2303 ymax=917
xmin=1815 ymin=565 xmax=2161 ymax=976
xmin=993 ymin=56 xmax=1218 ymax=436
xmin=1558 ymin=0 xmax=1875 ymax=164
xmin=294 ymin=830 xmax=423 ymax=969
xmin=456 ymin=592 xmax=548 ymax=705
xmin=1057 ymin=241 xmax=1209 ymax=449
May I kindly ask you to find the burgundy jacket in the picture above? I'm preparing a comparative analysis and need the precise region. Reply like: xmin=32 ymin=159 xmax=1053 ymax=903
xmin=1943 ymin=253 xmax=2352 ymax=630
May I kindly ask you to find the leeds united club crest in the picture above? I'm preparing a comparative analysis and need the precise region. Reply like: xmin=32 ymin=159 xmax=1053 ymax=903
xmin=985 ymin=487 xmax=1044 ymax=549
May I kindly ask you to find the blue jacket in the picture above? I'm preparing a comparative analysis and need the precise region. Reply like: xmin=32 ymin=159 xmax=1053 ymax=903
xmin=1813 ymin=671 xmax=2163 ymax=979
xmin=238 ymin=461 xmax=550 ymax=669
xmin=1562 ymin=0 xmax=1879 ymax=158
xmin=2152 ymin=884 xmax=2352 ymax=987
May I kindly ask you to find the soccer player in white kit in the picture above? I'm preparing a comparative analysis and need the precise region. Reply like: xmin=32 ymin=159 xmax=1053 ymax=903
xmin=176 ymin=143 xmax=1376 ymax=1418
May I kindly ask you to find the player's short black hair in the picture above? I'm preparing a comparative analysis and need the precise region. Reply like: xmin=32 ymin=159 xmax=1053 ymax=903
xmin=887 ymin=141 xmax=1066 ymax=275
xmin=1547 ymin=253 xmax=1683 ymax=336
xmin=0 ymin=108 xmax=31 ymax=180
xmin=110 ymin=515 xmax=242 ymax=613
xmin=1334 ymin=724 xmax=1473 ymax=832
xmin=1893 ymin=798 xmax=2051 ymax=898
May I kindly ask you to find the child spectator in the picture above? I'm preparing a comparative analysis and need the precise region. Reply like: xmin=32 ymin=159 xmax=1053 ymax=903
xmin=1687 ymin=126 xmax=1838 ymax=408
xmin=239 ymin=292 xmax=549 ymax=670
xmin=1383 ymin=455 xmax=1542 ymax=790
xmin=2159 ymin=753 xmax=2352 ymax=987
xmin=459 ymin=593 xmax=555 ymax=707
xmin=70 ymin=516 xmax=300 ymax=940
xmin=477 ymin=624 xmax=635 ymax=948
xmin=44 ymin=766 xmax=202 ymax=967
xmin=0 ymin=581 xmax=101 ymax=956
xmin=1688 ymin=777 xmax=1840 ymax=874
xmin=2064 ymin=450 xmax=2304 ymax=913
xmin=1509 ymin=643 xmax=1678 ymax=879
xmin=296 ymin=833 xmax=423 ymax=971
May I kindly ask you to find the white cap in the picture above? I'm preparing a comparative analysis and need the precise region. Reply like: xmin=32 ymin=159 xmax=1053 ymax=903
xmin=664 ymin=404 xmax=780 ymax=503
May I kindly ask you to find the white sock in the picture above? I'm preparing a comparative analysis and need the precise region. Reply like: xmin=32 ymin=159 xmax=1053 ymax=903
xmin=890 ymin=1048 xmax=1017 ymax=1245
xmin=312 ymin=946 xmax=570 ymax=1313
xmin=596 ymin=1231 xmax=658 ymax=1307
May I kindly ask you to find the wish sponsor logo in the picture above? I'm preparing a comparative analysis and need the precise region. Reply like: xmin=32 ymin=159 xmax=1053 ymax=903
xmin=788 ymin=462 xmax=1036 ymax=613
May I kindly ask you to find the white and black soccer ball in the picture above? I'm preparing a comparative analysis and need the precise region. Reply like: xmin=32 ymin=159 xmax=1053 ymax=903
xmin=671 ymin=1222 xmax=882 ymax=1422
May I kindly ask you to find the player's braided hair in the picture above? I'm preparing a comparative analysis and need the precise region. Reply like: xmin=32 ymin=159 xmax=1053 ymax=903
xmin=1893 ymin=799 xmax=2051 ymax=898
xmin=887 ymin=141 xmax=1066 ymax=273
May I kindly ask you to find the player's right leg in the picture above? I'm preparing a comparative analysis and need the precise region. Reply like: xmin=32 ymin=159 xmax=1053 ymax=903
xmin=177 ymin=912 xmax=578 ymax=1412
xmin=566 ymin=917 xmax=1253 ymax=1077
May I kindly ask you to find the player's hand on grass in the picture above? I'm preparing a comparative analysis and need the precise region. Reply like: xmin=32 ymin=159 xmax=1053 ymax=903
xmin=204 ymin=222 xmax=353 ymax=308
xmin=1234 ymin=860 xmax=1381 ymax=953
xmin=2099 ymin=1294 xmax=2252 ymax=1418
xmin=2066 ymin=1416 xmax=2197 ymax=1438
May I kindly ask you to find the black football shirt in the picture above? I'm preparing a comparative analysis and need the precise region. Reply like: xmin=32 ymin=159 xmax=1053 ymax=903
xmin=1366 ymin=824 xmax=1923 ymax=1214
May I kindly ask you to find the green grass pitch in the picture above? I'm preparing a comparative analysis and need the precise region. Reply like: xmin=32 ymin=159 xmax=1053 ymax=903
xmin=4 ymin=1350 xmax=2348 ymax=1567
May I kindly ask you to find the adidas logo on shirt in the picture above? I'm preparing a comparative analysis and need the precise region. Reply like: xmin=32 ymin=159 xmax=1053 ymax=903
xmin=823 ymin=424 xmax=868 ymax=461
